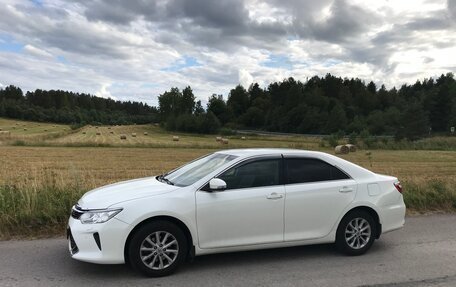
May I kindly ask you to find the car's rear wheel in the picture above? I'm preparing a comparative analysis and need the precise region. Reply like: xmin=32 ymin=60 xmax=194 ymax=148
xmin=336 ymin=210 xmax=376 ymax=255
xmin=128 ymin=220 xmax=187 ymax=277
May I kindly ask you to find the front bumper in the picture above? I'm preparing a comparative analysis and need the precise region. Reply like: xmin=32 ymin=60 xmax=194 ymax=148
xmin=67 ymin=216 xmax=130 ymax=264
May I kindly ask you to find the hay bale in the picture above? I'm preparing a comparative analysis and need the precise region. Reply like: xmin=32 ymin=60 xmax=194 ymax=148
xmin=82 ymin=131 xmax=86 ymax=134
xmin=108 ymin=127 xmax=111 ymax=129
xmin=23 ymin=128 xmax=27 ymax=131
xmin=173 ymin=136 xmax=179 ymax=141
xmin=335 ymin=145 xmax=349 ymax=154
xmin=222 ymin=138 xmax=229 ymax=144
xmin=143 ymin=132 xmax=148 ymax=135
xmin=44 ymin=129 xmax=48 ymax=132
xmin=131 ymin=133 xmax=137 ymax=137
xmin=12 ymin=126 xmax=16 ymax=129
xmin=345 ymin=144 xmax=357 ymax=152
xmin=241 ymin=136 xmax=246 ymax=140
xmin=95 ymin=126 xmax=99 ymax=129
xmin=96 ymin=132 xmax=101 ymax=135
xmin=0 ymin=128 xmax=2 ymax=131
xmin=110 ymin=131 xmax=114 ymax=134
xmin=216 ymin=136 xmax=222 ymax=142
xmin=15 ymin=123 xmax=19 ymax=125
xmin=120 ymin=134 xmax=127 ymax=140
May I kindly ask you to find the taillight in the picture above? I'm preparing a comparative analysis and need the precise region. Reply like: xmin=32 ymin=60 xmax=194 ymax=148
xmin=394 ymin=181 xmax=403 ymax=193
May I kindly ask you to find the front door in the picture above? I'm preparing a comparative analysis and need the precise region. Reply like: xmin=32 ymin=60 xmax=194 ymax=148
xmin=196 ymin=157 xmax=285 ymax=249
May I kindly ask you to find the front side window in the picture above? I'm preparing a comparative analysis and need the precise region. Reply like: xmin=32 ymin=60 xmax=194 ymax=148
xmin=285 ymin=158 xmax=349 ymax=184
xmin=163 ymin=153 xmax=237 ymax=187
xmin=218 ymin=159 xmax=281 ymax=190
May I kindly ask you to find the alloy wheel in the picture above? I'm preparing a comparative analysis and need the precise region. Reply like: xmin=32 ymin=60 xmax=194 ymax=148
xmin=140 ymin=231 xmax=179 ymax=270
xmin=344 ymin=217 xmax=371 ymax=250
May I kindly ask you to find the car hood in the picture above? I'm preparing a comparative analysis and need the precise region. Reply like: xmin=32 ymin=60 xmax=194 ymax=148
xmin=77 ymin=176 xmax=179 ymax=209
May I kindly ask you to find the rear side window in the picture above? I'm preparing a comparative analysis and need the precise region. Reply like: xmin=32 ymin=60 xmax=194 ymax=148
xmin=285 ymin=158 xmax=349 ymax=184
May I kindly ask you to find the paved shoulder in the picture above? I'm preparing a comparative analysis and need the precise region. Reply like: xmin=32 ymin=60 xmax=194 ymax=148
xmin=1 ymin=214 xmax=456 ymax=287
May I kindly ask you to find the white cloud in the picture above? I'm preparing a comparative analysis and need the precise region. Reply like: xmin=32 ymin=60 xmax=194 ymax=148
xmin=0 ymin=0 xmax=454 ymax=105
xmin=95 ymin=83 xmax=115 ymax=100
xmin=239 ymin=69 xmax=254 ymax=88
xmin=23 ymin=44 xmax=53 ymax=58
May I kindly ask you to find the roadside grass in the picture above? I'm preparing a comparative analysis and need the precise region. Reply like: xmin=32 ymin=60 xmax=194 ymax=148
xmin=403 ymin=179 xmax=456 ymax=212
xmin=0 ymin=185 xmax=84 ymax=239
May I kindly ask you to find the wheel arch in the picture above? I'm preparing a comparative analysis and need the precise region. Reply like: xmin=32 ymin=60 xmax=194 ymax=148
xmin=341 ymin=206 xmax=382 ymax=239
xmin=123 ymin=215 xmax=195 ymax=264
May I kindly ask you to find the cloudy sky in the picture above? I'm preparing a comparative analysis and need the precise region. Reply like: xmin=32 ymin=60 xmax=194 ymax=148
xmin=0 ymin=0 xmax=455 ymax=106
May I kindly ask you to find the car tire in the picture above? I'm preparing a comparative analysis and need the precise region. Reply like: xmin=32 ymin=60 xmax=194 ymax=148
xmin=336 ymin=210 xmax=377 ymax=256
xmin=128 ymin=220 xmax=188 ymax=277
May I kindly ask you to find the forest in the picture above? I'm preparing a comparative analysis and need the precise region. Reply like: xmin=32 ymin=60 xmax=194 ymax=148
xmin=1 ymin=73 xmax=455 ymax=139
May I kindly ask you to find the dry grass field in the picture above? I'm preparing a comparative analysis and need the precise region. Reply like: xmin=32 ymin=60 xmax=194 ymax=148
xmin=1 ymin=146 xmax=454 ymax=190
xmin=47 ymin=124 xmax=322 ymax=149
xmin=0 ymin=118 xmax=69 ymax=139
xmin=0 ymin=117 xmax=455 ymax=239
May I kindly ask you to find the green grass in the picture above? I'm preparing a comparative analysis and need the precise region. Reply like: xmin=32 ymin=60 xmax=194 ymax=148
xmin=403 ymin=180 xmax=456 ymax=212
xmin=0 ymin=185 xmax=85 ymax=239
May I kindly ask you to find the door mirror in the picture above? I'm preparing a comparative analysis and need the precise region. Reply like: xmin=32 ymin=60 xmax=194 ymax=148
xmin=209 ymin=178 xmax=227 ymax=191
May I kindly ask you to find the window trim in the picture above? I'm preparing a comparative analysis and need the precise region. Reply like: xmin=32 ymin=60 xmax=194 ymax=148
xmin=283 ymin=156 xmax=352 ymax=185
xmin=199 ymin=155 xmax=284 ymax=192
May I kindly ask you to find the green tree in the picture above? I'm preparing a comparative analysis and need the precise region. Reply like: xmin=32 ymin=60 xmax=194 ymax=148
xmin=194 ymin=100 xmax=204 ymax=115
xmin=227 ymin=85 xmax=249 ymax=118
xmin=401 ymin=102 xmax=430 ymax=140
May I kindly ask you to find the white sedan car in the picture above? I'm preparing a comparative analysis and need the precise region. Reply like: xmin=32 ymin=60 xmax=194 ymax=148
xmin=68 ymin=148 xmax=405 ymax=277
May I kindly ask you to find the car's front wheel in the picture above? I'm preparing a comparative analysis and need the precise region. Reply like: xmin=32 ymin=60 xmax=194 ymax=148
xmin=336 ymin=210 xmax=376 ymax=256
xmin=128 ymin=220 xmax=187 ymax=277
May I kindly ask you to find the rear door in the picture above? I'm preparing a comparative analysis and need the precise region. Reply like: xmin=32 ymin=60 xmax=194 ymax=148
xmin=283 ymin=157 xmax=357 ymax=241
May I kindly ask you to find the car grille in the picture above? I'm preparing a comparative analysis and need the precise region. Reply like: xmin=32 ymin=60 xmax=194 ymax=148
xmin=71 ymin=205 xmax=84 ymax=219
xmin=67 ymin=228 xmax=79 ymax=255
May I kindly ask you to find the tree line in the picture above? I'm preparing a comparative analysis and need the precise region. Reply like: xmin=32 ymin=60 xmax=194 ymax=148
xmin=159 ymin=73 xmax=456 ymax=140
xmin=1 ymin=73 xmax=455 ymax=139
xmin=0 ymin=86 xmax=158 ymax=125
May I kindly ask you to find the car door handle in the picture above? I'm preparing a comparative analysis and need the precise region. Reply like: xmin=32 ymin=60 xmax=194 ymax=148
xmin=339 ymin=187 xmax=354 ymax=193
xmin=267 ymin=192 xmax=283 ymax=200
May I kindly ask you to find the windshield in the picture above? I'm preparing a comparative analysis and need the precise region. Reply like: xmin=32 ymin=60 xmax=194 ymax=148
xmin=160 ymin=153 xmax=238 ymax=187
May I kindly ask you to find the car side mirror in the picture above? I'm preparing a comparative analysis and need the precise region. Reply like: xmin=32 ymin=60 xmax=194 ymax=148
xmin=209 ymin=178 xmax=227 ymax=191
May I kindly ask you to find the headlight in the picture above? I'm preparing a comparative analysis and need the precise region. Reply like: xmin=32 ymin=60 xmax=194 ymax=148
xmin=79 ymin=208 xmax=123 ymax=224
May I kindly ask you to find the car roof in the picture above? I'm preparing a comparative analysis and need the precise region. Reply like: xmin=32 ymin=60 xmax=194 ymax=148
xmin=215 ymin=148 xmax=325 ymax=157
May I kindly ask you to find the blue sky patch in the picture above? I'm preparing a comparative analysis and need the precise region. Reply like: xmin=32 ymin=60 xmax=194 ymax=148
xmin=56 ymin=55 xmax=69 ymax=64
xmin=0 ymin=35 xmax=23 ymax=53
xmin=323 ymin=59 xmax=342 ymax=67
xmin=140 ymin=83 xmax=160 ymax=88
xmin=262 ymin=54 xmax=293 ymax=70
xmin=161 ymin=56 xmax=201 ymax=72
xmin=30 ymin=0 xmax=43 ymax=7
